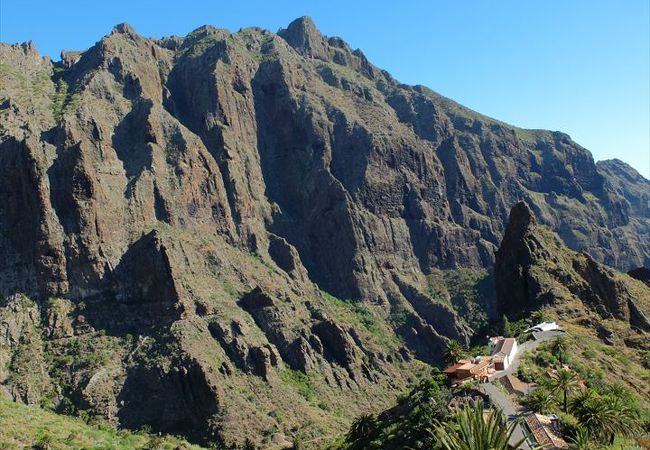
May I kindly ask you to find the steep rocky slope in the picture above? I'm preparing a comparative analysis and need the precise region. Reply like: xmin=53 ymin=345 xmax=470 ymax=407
xmin=496 ymin=202 xmax=650 ymax=349
xmin=1 ymin=16 xmax=649 ymax=446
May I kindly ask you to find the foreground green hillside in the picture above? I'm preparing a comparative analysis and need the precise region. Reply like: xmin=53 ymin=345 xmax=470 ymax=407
xmin=0 ymin=398 xmax=206 ymax=450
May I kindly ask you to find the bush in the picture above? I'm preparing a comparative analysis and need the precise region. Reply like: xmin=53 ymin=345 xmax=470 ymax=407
xmin=557 ymin=412 xmax=580 ymax=440
xmin=33 ymin=433 xmax=53 ymax=450
xmin=581 ymin=348 xmax=596 ymax=360
xmin=517 ymin=364 xmax=532 ymax=382
xmin=280 ymin=369 xmax=314 ymax=401
xmin=534 ymin=350 xmax=559 ymax=368
xmin=518 ymin=332 xmax=533 ymax=342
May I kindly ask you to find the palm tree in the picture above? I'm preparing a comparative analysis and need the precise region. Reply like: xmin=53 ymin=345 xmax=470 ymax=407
xmin=568 ymin=428 xmax=604 ymax=450
xmin=604 ymin=383 xmax=631 ymax=401
xmin=550 ymin=336 xmax=569 ymax=365
xmin=550 ymin=368 xmax=579 ymax=413
xmin=569 ymin=390 xmax=641 ymax=444
xmin=531 ymin=309 xmax=551 ymax=324
xmin=444 ymin=339 xmax=465 ymax=365
xmin=604 ymin=395 xmax=642 ymax=443
xmin=434 ymin=403 xmax=525 ymax=450
xmin=347 ymin=413 xmax=377 ymax=441
xmin=525 ymin=388 xmax=556 ymax=414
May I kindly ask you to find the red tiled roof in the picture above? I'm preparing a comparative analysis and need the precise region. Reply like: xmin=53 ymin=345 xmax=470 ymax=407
xmin=443 ymin=362 xmax=466 ymax=373
xmin=525 ymin=414 xmax=568 ymax=449
xmin=501 ymin=374 xmax=536 ymax=396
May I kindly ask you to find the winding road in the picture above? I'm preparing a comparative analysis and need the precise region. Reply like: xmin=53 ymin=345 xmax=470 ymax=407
xmin=481 ymin=330 xmax=565 ymax=449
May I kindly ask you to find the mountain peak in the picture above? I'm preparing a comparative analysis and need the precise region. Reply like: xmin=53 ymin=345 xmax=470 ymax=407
xmin=283 ymin=16 xmax=319 ymax=36
xmin=112 ymin=22 xmax=138 ymax=36
xmin=504 ymin=201 xmax=536 ymax=238
xmin=496 ymin=201 xmax=650 ymax=335
xmin=278 ymin=16 xmax=328 ymax=59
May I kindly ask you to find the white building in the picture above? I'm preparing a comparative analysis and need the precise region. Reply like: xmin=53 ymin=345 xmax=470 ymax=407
xmin=525 ymin=321 xmax=561 ymax=333
xmin=490 ymin=337 xmax=518 ymax=370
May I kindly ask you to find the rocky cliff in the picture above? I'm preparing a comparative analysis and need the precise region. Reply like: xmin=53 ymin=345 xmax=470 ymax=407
xmin=496 ymin=202 xmax=650 ymax=348
xmin=1 ymin=17 xmax=649 ymax=446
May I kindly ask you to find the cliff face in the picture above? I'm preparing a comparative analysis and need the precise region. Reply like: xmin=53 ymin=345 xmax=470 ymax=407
xmin=496 ymin=202 xmax=650 ymax=348
xmin=1 ymin=17 xmax=649 ymax=445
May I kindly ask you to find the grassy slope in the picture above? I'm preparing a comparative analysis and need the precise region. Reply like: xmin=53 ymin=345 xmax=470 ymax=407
xmin=0 ymin=398 xmax=206 ymax=450
xmin=518 ymin=306 xmax=650 ymax=404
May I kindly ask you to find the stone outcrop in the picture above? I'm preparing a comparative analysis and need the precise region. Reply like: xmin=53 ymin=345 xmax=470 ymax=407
xmin=628 ymin=267 xmax=650 ymax=287
xmin=496 ymin=202 xmax=650 ymax=342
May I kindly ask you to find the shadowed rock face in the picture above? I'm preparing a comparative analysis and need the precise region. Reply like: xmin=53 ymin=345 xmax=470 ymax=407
xmin=1 ymin=16 xmax=649 ymax=445
xmin=628 ymin=267 xmax=650 ymax=287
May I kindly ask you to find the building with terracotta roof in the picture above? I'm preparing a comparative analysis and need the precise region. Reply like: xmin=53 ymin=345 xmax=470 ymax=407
xmin=501 ymin=374 xmax=537 ymax=396
xmin=524 ymin=414 xmax=568 ymax=449
xmin=443 ymin=357 xmax=494 ymax=384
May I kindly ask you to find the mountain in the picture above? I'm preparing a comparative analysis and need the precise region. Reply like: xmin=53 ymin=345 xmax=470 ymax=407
xmin=496 ymin=201 xmax=650 ymax=352
xmin=1 ymin=16 xmax=648 ymax=447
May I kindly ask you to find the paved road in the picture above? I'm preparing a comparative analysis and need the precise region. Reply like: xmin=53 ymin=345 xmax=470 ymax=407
xmin=481 ymin=330 xmax=565 ymax=449
xmin=480 ymin=382 xmax=531 ymax=450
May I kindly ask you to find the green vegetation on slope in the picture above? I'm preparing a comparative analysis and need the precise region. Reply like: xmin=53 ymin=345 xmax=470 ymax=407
xmin=0 ymin=398 xmax=206 ymax=450
xmin=326 ymin=374 xmax=452 ymax=450
xmin=319 ymin=290 xmax=402 ymax=349
xmin=51 ymin=69 xmax=81 ymax=122
xmin=517 ymin=335 xmax=649 ymax=445
xmin=423 ymin=269 xmax=494 ymax=336
xmin=442 ymin=269 xmax=493 ymax=333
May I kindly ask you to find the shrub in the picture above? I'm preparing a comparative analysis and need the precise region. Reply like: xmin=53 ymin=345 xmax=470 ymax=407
xmin=581 ymin=348 xmax=596 ymax=360
xmin=534 ymin=350 xmax=559 ymax=368
xmin=557 ymin=412 xmax=580 ymax=440
xmin=33 ymin=432 xmax=53 ymax=450
xmin=280 ymin=369 xmax=314 ymax=401
xmin=517 ymin=363 xmax=534 ymax=383
xmin=550 ymin=337 xmax=570 ymax=365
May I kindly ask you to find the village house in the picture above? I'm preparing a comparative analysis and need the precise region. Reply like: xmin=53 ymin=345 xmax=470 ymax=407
xmin=501 ymin=373 xmax=537 ymax=396
xmin=490 ymin=337 xmax=518 ymax=371
xmin=524 ymin=413 xmax=569 ymax=449
xmin=525 ymin=321 xmax=561 ymax=333
xmin=443 ymin=357 xmax=494 ymax=385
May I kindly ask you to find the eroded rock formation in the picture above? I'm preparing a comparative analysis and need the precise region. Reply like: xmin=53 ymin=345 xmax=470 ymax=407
xmin=496 ymin=202 xmax=650 ymax=346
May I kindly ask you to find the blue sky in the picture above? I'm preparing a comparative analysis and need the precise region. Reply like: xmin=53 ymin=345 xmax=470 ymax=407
xmin=2 ymin=0 xmax=649 ymax=177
